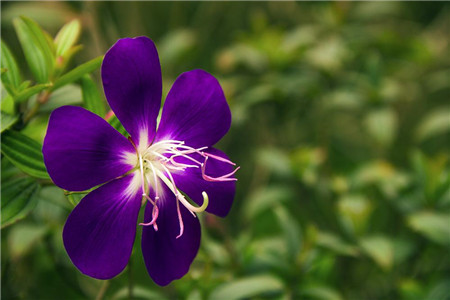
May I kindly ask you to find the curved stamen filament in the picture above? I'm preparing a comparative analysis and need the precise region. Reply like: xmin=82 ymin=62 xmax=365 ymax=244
xmin=136 ymin=139 xmax=238 ymax=238
xmin=201 ymin=156 xmax=240 ymax=182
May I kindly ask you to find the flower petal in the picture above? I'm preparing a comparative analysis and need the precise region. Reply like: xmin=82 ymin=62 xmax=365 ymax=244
xmin=172 ymin=148 xmax=236 ymax=217
xmin=102 ymin=36 xmax=162 ymax=146
xmin=155 ymin=69 xmax=231 ymax=148
xmin=141 ymin=184 xmax=201 ymax=286
xmin=63 ymin=173 xmax=142 ymax=279
xmin=43 ymin=106 xmax=135 ymax=191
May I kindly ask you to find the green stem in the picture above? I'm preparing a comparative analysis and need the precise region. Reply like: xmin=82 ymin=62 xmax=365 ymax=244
xmin=95 ymin=280 xmax=110 ymax=300
xmin=128 ymin=258 xmax=133 ymax=300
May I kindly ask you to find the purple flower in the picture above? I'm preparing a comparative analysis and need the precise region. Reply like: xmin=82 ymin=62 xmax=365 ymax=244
xmin=42 ymin=36 xmax=239 ymax=286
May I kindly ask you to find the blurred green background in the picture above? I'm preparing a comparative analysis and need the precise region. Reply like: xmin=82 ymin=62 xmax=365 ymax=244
xmin=1 ymin=1 xmax=449 ymax=299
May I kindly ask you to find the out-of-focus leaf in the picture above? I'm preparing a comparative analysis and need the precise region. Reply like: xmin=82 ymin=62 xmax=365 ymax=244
xmin=274 ymin=206 xmax=302 ymax=259
xmin=14 ymin=83 xmax=51 ymax=103
xmin=159 ymin=29 xmax=196 ymax=65
xmin=359 ymin=236 xmax=394 ymax=270
xmin=364 ymin=108 xmax=398 ymax=146
xmin=337 ymin=194 xmax=373 ymax=236
xmin=302 ymin=285 xmax=343 ymax=300
xmin=408 ymin=211 xmax=450 ymax=246
xmin=34 ymin=83 xmax=82 ymax=112
xmin=208 ymin=275 xmax=284 ymax=300
xmin=1 ymin=112 xmax=18 ymax=133
xmin=186 ymin=290 xmax=202 ymax=300
xmin=424 ymin=279 xmax=450 ymax=300
xmin=51 ymin=56 xmax=103 ymax=91
xmin=399 ymin=279 xmax=425 ymax=300
xmin=257 ymin=147 xmax=292 ymax=176
xmin=1 ymin=130 xmax=49 ymax=179
xmin=1 ymin=40 xmax=22 ymax=89
xmin=54 ymin=19 xmax=81 ymax=57
xmin=81 ymin=74 xmax=105 ymax=116
xmin=316 ymin=231 xmax=359 ymax=257
xmin=243 ymin=185 xmax=293 ymax=220
xmin=8 ymin=224 xmax=48 ymax=259
xmin=1 ymin=177 xmax=40 ymax=228
xmin=112 ymin=285 xmax=168 ymax=300
xmin=416 ymin=107 xmax=450 ymax=142
xmin=13 ymin=16 xmax=54 ymax=83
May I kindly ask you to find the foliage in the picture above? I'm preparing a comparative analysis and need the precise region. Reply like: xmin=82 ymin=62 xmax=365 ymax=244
xmin=1 ymin=2 xmax=449 ymax=299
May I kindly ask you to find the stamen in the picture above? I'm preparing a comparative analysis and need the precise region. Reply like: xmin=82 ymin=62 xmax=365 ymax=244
xmin=175 ymin=199 xmax=184 ymax=239
xmin=201 ymin=156 xmax=240 ymax=182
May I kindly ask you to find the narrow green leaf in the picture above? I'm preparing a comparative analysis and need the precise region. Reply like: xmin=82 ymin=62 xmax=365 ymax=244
xmin=1 ymin=39 xmax=22 ymax=88
xmin=81 ymin=74 xmax=105 ymax=116
xmin=55 ymin=19 xmax=81 ymax=57
xmin=208 ymin=275 xmax=284 ymax=300
xmin=1 ymin=130 xmax=49 ymax=179
xmin=0 ymin=76 xmax=16 ymax=97
xmin=14 ymin=83 xmax=51 ymax=103
xmin=13 ymin=16 xmax=54 ymax=83
xmin=108 ymin=114 xmax=128 ymax=136
xmin=1 ymin=177 xmax=40 ymax=228
xmin=1 ymin=112 xmax=18 ymax=132
xmin=274 ymin=206 xmax=302 ymax=259
xmin=51 ymin=56 xmax=103 ymax=91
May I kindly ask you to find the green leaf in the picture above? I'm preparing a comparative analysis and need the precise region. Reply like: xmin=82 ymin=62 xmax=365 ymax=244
xmin=34 ymin=83 xmax=82 ymax=113
xmin=316 ymin=231 xmax=359 ymax=257
xmin=408 ymin=211 xmax=450 ymax=246
xmin=364 ymin=108 xmax=398 ymax=147
xmin=1 ymin=93 xmax=15 ymax=114
xmin=1 ymin=39 xmax=22 ymax=89
xmin=359 ymin=236 xmax=394 ymax=271
xmin=302 ymin=285 xmax=343 ymax=300
xmin=81 ymin=74 xmax=105 ymax=116
xmin=54 ymin=19 xmax=81 ymax=57
xmin=274 ymin=206 xmax=302 ymax=259
xmin=208 ymin=275 xmax=284 ymax=300
xmin=1 ymin=130 xmax=49 ymax=179
xmin=51 ymin=56 xmax=103 ymax=91
xmin=1 ymin=177 xmax=40 ymax=228
xmin=14 ymin=83 xmax=52 ymax=103
xmin=111 ymin=285 xmax=167 ymax=300
xmin=108 ymin=114 xmax=128 ymax=136
xmin=243 ymin=185 xmax=293 ymax=220
xmin=416 ymin=107 xmax=450 ymax=142
xmin=13 ymin=16 xmax=54 ymax=83
xmin=7 ymin=223 xmax=47 ymax=258
xmin=1 ymin=111 xmax=18 ymax=132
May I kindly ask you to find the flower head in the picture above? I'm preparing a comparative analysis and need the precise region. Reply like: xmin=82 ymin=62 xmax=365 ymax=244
xmin=42 ymin=36 xmax=239 ymax=286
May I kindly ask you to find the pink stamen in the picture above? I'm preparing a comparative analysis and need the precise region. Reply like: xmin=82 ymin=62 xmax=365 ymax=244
xmin=204 ymin=152 xmax=236 ymax=165
xmin=175 ymin=199 xmax=184 ymax=239
xmin=201 ymin=156 xmax=239 ymax=182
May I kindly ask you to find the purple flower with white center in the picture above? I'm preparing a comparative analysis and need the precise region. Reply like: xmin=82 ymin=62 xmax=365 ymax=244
xmin=42 ymin=36 xmax=239 ymax=286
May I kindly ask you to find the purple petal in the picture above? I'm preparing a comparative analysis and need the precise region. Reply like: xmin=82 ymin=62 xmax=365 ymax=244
xmin=63 ymin=174 xmax=142 ymax=279
xmin=155 ymin=69 xmax=231 ymax=148
xmin=172 ymin=148 xmax=236 ymax=217
xmin=141 ymin=184 xmax=201 ymax=286
xmin=102 ymin=36 xmax=162 ymax=146
xmin=43 ymin=106 xmax=135 ymax=191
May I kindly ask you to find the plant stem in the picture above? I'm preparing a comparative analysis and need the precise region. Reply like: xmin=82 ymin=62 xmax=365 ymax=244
xmin=128 ymin=258 xmax=133 ymax=300
xmin=95 ymin=280 xmax=110 ymax=300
